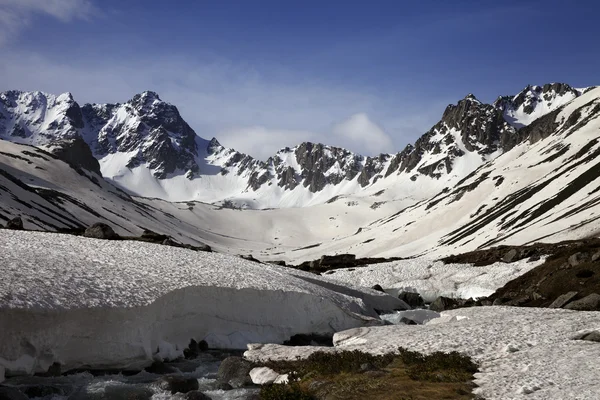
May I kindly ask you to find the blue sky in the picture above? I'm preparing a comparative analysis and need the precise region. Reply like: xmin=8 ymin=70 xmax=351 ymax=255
xmin=0 ymin=0 xmax=598 ymax=159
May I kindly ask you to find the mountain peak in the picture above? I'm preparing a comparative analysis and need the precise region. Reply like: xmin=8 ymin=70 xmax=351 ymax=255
xmin=464 ymin=93 xmax=480 ymax=102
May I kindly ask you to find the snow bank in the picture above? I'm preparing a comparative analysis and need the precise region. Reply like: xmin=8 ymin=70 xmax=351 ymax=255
xmin=326 ymin=257 xmax=544 ymax=302
xmin=0 ymin=230 xmax=403 ymax=377
xmin=245 ymin=307 xmax=600 ymax=399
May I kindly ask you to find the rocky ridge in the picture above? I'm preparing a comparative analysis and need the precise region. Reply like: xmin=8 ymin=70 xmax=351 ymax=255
xmin=0 ymin=83 xmax=585 ymax=207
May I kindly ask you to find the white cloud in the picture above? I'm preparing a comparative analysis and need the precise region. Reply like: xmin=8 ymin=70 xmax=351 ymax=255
xmin=0 ymin=0 xmax=95 ymax=44
xmin=331 ymin=113 xmax=394 ymax=155
xmin=217 ymin=126 xmax=318 ymax=160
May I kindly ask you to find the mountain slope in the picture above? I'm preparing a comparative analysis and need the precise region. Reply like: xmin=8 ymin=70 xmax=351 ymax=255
xmin=285 ymin=86 xmax=600 ymax=261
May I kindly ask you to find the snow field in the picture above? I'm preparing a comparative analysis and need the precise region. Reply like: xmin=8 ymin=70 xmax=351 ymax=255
xmin=326 ymin=257 xmax=544 ymax=302
xmin=0 ymin=230 xmax=403 ymax=376
xmin=245 ymin=306 xmax=600 ymax=400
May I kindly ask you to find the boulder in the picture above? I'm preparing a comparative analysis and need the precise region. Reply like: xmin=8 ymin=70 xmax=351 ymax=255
xmin=144 ymin=361 xmax=177 ymax=374
xmin=141 ymin=229 xmax=169 ymax=242
xmin=429 ymin=296 xmax=467 ymax=312
xmin=398 ymin=291 xmax=425 ymax=308
xmin=548 ymin=291 xmax=579 ymax=308
xmin=249 ymin=367 xmax=280 ymax=385
xmin=84 ymin=222 xmax=118 ymax=240
xmin=183 ymin=339 xmax=209 ymax=359
xmin=5 ymin=217 xmax=23 ymax=230
xmin=158 ymin=376 xmax=200 ymax=394
xmin=575 ymin=331 xmax=600 ymax=342
xmin=568 ymin=252 xmax=590 ymax=267
xmin=217 ymin=356 xmax=255 ymax=388
xmin=0 ymin=387 xmax=28 ymax=400
xmin=184 ymin=391 xmax=212 ymax=400
xmin=371 ymin=284 xmax=385 ymax=293
xmin=564 ymin=293 xmax=600 ymax=311
xmin=502 ymin=249 xmax=518 ymax=263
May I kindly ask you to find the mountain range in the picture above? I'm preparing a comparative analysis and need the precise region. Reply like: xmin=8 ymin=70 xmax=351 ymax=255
xmin=0 ymin=82 xmax=598 ymax=262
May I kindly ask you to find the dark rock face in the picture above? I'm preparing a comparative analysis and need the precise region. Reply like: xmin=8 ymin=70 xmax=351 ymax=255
xmin=574 ymin=331 xmax=600 ymax=342
xmin=157 ymin=376 xmax=200 ymax=394
xmin=548 ymin=291 xmax=578 ymax=308
xmin=429 ymin=296 xmax=473 ymax=312
xmin=283 ymin=333 xmax=334 ymax=347
xmin=50 ymin=136 xmax=102 ymax=175
xmin=141 ymin=229 xmax=169 ymax=242
xmin=385 ymin=95 xmax=516 ymax=179
xmin=398 ymin=292 xmax=425 ymax=308
xmin=217 ymin=357 xmax=255 ymax=388
xmin=5 ymin=216 xmax=23 ymax=230
xmin=83 ymin=222 xmax=118 ymax=240
xmin=0 ymin=387 xmax=29 ymax=400
xmin=564 ymin=293 xmax=600 ymax=311
xmin=371 ymin=284 xmax=385 ymax=293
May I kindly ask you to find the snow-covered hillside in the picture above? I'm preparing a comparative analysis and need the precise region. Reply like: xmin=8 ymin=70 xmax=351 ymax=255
xmin=286 ymin=86 xmax=600 ymax=261
xmin=0 ymin=230 xmax=402 ymax=377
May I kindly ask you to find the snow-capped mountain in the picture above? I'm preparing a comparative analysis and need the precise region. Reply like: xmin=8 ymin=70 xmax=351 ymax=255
xmin=1 ymin=83 xmax=583 ymax=209
xmin=494 ymin=82 xmax=584 ymax=128
xmin=1 ymin=83 xmax=600 ymax=262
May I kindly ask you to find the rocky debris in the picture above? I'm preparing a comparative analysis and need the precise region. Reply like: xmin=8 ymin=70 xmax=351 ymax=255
xmin=157 ymin=376 xmax=200 ymax=394
xmin=398 ymin=292 xmax=425 ymax=308
xmin=485 ymin=238 xmax=600 ymax=308
xmin=83 ymin=222 xmax=118 ymax=240
xmin=0 ymin=387 xmax=28 ymax=400
xmin=564 ymin=293 xmax=600 ymax=311
xmin=295 ymin=255 xmax=404 ymax=273
xmin=429 ymin=296 xmax=475 ymax=312
xmin=183 ymin=339 xmax=209 ymax=359
xmin=5 ymin=217 xmax=23 ymax=230
xmin=141 ymin=229 xmax=169 ymax=242
xmin=284 ymin=333 xmax=334 ymax=347
xmin=548 ymin=292 xmax=579 ymax=308
xmin=371 ymin=284 xmax=385 ymax=293
xmin=442 ymin=244 xmax=546 ymax=266
xmin=268 ymin=260 xmax=287 ymax=266
xmin=184 ymin=391 xmax=212 ymax=400
xmin=574 ymin=331 xmax=600 ymax=342
xmin=217 ymin=357 xmax=255 ymax=388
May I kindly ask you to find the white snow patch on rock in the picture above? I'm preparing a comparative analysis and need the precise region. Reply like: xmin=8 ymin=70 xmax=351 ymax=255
xmin=250 ymin=367 xmax=285 ymax=385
